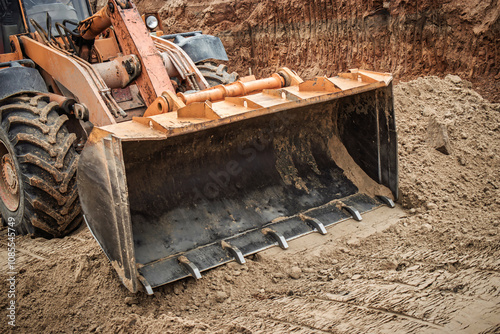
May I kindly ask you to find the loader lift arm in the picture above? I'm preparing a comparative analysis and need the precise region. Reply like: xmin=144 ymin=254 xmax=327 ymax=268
xmin=78 ymin=1 xmax=175 ymax=105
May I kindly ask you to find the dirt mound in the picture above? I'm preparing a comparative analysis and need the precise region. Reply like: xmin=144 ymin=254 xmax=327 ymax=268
xmin=395 ymin=74 xmax=500 ymax=211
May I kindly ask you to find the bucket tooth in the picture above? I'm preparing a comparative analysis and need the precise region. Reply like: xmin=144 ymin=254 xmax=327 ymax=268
xmin=300 ymin=215 xmax=328 ymax=235
xmin=138 ymin=275 xmax=154 ymax=295
xmin=221 ymin=241 xmax=246 ymax=265
xmin=262 ymin=228 xmax=289 ymax=249
xmin=342 ymin=206 xmax=362 ymax=221
xmin=377 ymin=195 xmax=396 ymax=208
xmin=178 ymin=256 xmax=202 ymax=279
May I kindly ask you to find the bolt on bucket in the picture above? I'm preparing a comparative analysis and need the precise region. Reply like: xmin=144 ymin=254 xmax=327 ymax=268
xmin=77 ymin=69 xmax=398 ymax=293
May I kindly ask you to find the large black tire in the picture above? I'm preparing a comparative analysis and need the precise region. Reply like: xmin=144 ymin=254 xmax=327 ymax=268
xmin=197 ymin=61 xmax=239 ymax=87
xmin=0 ymin=94 xmax=81 ymax=237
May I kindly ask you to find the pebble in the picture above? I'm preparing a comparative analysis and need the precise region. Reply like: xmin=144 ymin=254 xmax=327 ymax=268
xmin=125 ymin=296 xmax=139 ymax=305
xmin=173 ymin=284 xmax=183 ymax=295
xmin=289 ymin=266 xmax=302 ymax=279
xmin=215 ymin=291 xmax=228 ymax=303
xmin=339 ymin=247 xmax=351 ymax=253
xmin=426 ymin=202 xmax=438 ymax=210
xmin=273 ymin=272 xmax=285 ymax=279
xmin=446 ymin=74 xmax=462 ymax=84
xmin=422 ymin=223 xmax=433 ymax=231
xmin=380 ymin=259 xmax=398 ymax=270
xmin=346 ymin=238 xmax=361 ymax=247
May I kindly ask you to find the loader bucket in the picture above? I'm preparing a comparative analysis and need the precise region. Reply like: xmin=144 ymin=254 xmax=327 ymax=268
xmin=78 ymin=69 xmax=398 ymax=293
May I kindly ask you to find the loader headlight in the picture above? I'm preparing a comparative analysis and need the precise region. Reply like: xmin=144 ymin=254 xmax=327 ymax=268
xmin=145 ymin=15 xmax=159 ymax=30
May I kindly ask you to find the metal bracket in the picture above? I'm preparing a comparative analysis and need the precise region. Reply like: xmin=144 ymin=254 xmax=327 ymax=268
xmin=221 ymin=241 xmax=246 ymax=264
xmin=300 ymin=215 xmax=327 ymax=235
xmin=377 ymin=195 xmax=395 ymax=208
xmin=262 ymin=228 xmax=289 ymax=249
xmin=342 ymin=206 xmax=362 ymax=221
xmin=178 ymin=256 xmax=202 ymax=279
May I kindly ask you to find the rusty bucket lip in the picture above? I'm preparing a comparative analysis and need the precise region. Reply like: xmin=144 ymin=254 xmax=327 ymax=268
xmin=0 ymin=139 xmax=20 ymax=212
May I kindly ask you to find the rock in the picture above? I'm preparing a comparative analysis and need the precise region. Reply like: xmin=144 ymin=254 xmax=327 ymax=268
xmin=427 ymin=116 xmax=452 ymax=155
xmin=173 ymin=284 xmax=184 ymax=295
xmin=351 ymin=274 xmax=362 ymax=280
xmin=422 ymin=223 xmax=433 ymax=231
xmin=423 ymin=106 xmax=436 ymax=117
xmin=346 ymin=238 xmax=361 ymax=247
xmin=226 ymin=262 xmax=240 ymax=269
xmin=380 ymin=259 xmax=398 ymax=270
xmin=407 ymin=265 xmax=420 ymax=271
xmin=445 ymin=74 xmax=462 ymax=84
xmin=289 ymin=266 xmax=302 ymax=279
xmin=273 ymin=272 xmax=285 ymax=279
xmin=125 ymin=296 xmax=139 ymax=305
xmin=215 ymin=291 xmax=228 ymax=303
xmin=426 ymin=202 xmax=438 ymax=210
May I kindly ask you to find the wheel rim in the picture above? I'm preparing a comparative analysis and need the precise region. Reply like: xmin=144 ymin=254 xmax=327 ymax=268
xmin=0 ymin=140 xmax=20 ymax=211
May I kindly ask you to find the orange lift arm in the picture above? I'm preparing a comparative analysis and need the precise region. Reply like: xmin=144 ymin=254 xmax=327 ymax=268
xmin=78 ymin=0 xmax=175 ymax=105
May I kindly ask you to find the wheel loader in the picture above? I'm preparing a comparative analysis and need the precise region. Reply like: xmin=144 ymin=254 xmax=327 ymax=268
xmin=0 ymin=0 xmax=398 ymax=294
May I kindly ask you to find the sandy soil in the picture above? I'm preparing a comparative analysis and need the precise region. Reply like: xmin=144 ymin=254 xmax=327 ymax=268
xmin=1 ymin=74 xmax=499 ymax=333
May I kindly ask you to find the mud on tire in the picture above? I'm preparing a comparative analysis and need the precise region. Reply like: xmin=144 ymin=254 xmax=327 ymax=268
xmin=0 ymin=94 xmax=81 ymax=237
xmin=197 ymin=61 xmax=239 ymax=87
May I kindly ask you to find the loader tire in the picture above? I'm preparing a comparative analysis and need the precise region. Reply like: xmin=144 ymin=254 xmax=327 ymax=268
xmin=0 ymin=94 xmax=81 ymax=237
xmin=197 ymin=61 xmax=239 ymax=87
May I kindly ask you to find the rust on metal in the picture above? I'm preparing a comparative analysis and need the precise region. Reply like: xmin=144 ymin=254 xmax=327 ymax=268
xmin=112 ymin=87 xmax=133 ymax=102
xmin=177 ymin=73 xmax=285 ymax=105
xmin=91 ymin=54 xmax=141 ymax=89
xmin=108 ymin=0 xmax=174 ymax=105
